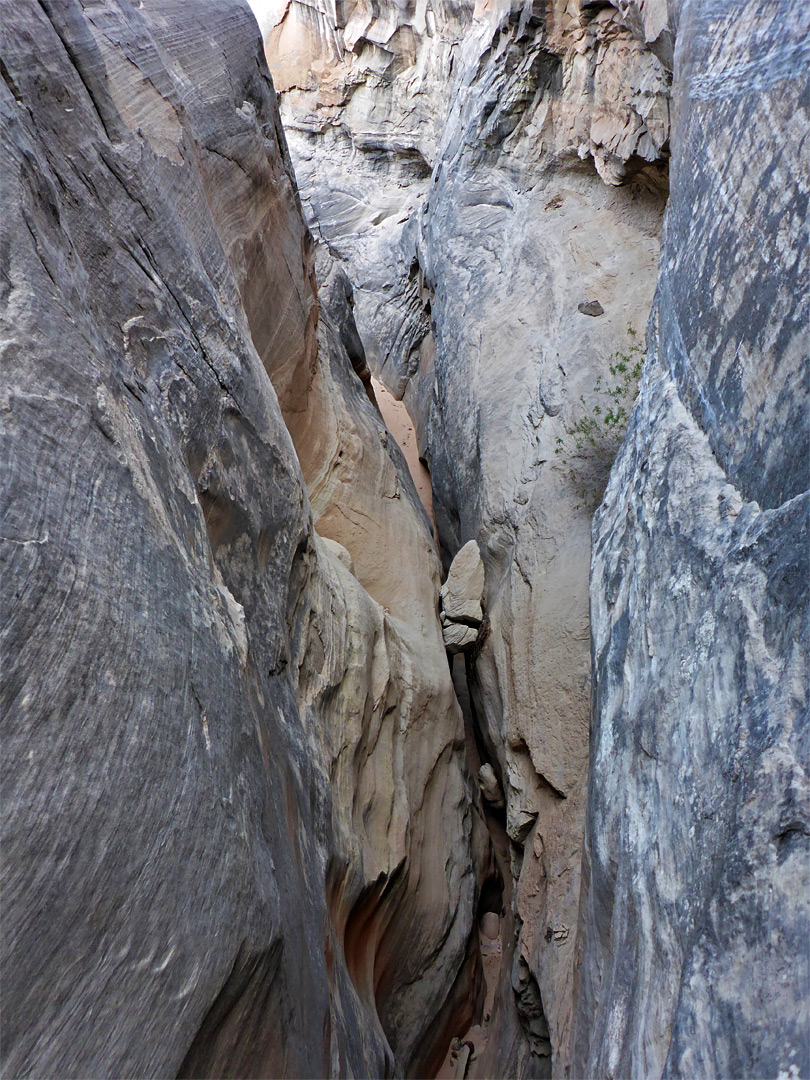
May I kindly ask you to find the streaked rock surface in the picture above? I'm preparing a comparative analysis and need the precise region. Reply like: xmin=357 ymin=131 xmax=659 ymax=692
xmin=0 ymin=2 xmax=481 ymax=1075
xmin=5 ymin=0 xmax=805 ymax=1075
xmin=575 ymin=3 xmax=810 ymax=1077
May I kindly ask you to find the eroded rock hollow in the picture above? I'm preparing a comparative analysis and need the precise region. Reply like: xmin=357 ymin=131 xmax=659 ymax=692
xmin=1 ymin=0 xmax=807 ymax=1077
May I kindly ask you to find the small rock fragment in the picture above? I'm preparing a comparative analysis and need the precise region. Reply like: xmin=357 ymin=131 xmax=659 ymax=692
xmin=509 ymin=809 xmax=539 ymax=845
xmin=442 ymin=622 xmax=479 ymax=653
xmin=480 ymin=911 xmax=500 ymax=940
xmin=320 ymin=536 xmax=356 ymax=574
xmin=478 ymin=763 xmax=505 ymax=808
xmin=577 ymin=299 xmax=604 ymax=316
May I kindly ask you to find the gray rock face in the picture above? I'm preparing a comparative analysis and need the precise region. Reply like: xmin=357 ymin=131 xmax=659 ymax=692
xmin=0 ymin=2 xmax=480 ymax=1076
xmin=17 ymin=0 xmax=800 ymax=1075
xmin=575 ymin=3 xmax=810 ymax=1077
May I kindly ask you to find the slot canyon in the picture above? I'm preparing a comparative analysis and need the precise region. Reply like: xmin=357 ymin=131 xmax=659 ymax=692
xmin=0 ymin=1 xmax=807 ymax=1079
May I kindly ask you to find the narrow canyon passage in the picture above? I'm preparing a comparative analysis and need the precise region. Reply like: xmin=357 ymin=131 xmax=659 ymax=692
xmin=328 ymin=345 xmax=555 ymax=1076
xmin=1 ymin=1 xmax=807 ymax=1079
xmin=255 ymin=0 xmax=809 ymax=1074
xmin=371 ymin=376 xmax=440 ymax=549
xmin=254 ymin=1 xmax=669 ymax=1073
xmin=365 ymin=333 xmax=561 ymax=1077
xmin=363 ymin=380 xmax=526 ymax=1077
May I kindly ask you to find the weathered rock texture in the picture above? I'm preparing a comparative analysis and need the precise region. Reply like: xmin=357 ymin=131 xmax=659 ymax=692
xmin=441 ymin=540 xmax=485 ymax=652
xmin=575 ymin=3 xmax=810 ymax=1077
xmin=257 ymin=0 xmax=670 ymax=1073
xmin=0 ymin=2 xmax=483 ymax=1076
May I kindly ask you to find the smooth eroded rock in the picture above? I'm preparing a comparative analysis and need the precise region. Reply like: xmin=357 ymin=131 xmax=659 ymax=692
xmin=443 ymin=621 xmax=480 ymax=654
xmin=258 ymin=1 xmax=670 ymax=1073
xmin=0 ymin=2 xmax=480 ymax=1076
xmin=441 ymin=539 xmax=486 ymax=625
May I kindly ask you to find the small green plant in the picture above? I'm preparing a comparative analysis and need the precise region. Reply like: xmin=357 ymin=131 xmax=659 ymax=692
xmin=554 ymin=326 xmax=644 ymax=510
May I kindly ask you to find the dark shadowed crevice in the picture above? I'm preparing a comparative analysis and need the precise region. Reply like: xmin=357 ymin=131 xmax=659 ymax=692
xmin=177 ymin=940 xmax=286 ymax=1080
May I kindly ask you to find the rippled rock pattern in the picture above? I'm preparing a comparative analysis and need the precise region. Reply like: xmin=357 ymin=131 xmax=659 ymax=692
xmin=4 ymin=0 xmax=807 ymax=1075
xmin=576 ymin=3 xmax=810 ymax=1077
xmin=0 ymin=2 xmax=479 ymax=1076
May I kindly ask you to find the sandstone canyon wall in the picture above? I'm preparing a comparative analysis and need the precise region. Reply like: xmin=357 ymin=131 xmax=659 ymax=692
xmin=2 ymin=0 xmax=808 ymax=1077
xmin=256 ymin=0 xmax=808 ymax=1076
xmin=575 ymin=4 xmax=810 ymax=1077
xmin=256 ymin=0 xmax=671 ymax=1074
xmin=0 ymin=3 xmax=482 ymax=1076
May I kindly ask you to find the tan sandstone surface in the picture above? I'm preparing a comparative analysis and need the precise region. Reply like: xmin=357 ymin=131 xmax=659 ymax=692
xmin=255 ymin=0 xmax=670 ymax=1072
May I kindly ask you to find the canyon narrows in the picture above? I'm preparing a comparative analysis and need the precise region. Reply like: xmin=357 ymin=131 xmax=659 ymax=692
xmin=255 ymin=0 xmax=671 ymax=1071
xmin=1 ymin=3 xmax=808 ymax=1080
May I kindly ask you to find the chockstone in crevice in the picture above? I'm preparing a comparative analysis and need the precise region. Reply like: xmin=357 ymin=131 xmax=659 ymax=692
xmin=3 ymin=0 xmax=805 ymax=1077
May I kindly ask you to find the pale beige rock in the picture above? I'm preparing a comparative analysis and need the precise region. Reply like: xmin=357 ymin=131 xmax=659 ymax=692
xmin=480 ymin=911 xmax=500 ymax=940
xmin=269 ymin=241 xmax=481 ymax=1080
xmin=255 ymin=1 xmax=670 ymax=1075
xmin=443 ymin=621 xmax=479 ymax=653
xmin=441 ymin=539 xmax=485 ymax=625
xmin=372 ymin=375 xmax=438 ymax=544
xmin=319 ymin=535 xmax=356 ymax=574
xmin=478 ymin=764 xmax=504 ymax=809
xmin=616 ymin=0 xmax=675 ymax=66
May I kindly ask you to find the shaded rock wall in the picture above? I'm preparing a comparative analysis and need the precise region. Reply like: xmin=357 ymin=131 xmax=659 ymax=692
xmin=0 ymin=2 xmax=481 ymax=1076
xmin=256 ymin=0 xmax=670 ymax=1074
xmin=575 ymin=2 xmax=810 ymax=1076
xmin=406 ymin=20 xmax=667 ymax=1068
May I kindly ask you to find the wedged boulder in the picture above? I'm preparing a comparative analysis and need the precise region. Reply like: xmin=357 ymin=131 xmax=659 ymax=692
xmin=443 ymin=621 xmax=480 ymax=654
xmin=441 ymin=539 xmax=486 ymax=625
xmin=441 ymin=540 xmax=485 ymax=652
xmin=478 ymin=764 xmax=505 ymax=810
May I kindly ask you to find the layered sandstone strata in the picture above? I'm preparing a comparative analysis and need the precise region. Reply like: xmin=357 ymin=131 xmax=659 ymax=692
xmin=0 ymin=2 xmax=482 ymax=1075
